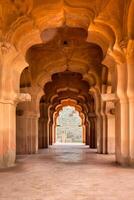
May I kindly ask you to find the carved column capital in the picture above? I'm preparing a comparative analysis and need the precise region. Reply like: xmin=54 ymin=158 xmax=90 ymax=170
xmin=109 ymin=48 xmax=126 ymax=65
xmin=101 ymin=93 xmax=118 ymax=102
xmin=127 ymin=40 xmax=134 ymax=63
xmin=15 ymin=93 xmax=31 ymax=104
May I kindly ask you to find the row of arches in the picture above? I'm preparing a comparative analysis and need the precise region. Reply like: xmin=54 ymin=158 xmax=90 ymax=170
xmin=16 ymin=70 xmax=98 ymax=155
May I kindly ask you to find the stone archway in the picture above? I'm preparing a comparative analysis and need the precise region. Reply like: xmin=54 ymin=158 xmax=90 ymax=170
xmin=55 ymin=106 xmax=83 ymax=144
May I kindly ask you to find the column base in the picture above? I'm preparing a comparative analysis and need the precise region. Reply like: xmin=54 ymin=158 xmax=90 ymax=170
xmin=128 ymin=158 xmax=134 ymax=167
xmin=0 ymin=150 xmax=15 ymax=168
xmin=0 ymin=100 xmax=16 ymax=169
xmin=116 ymin=155 xmax=130 ymax=167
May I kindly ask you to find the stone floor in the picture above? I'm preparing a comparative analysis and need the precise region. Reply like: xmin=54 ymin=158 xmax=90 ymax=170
xmin=0 ymin=144 xmax=134 ymax=200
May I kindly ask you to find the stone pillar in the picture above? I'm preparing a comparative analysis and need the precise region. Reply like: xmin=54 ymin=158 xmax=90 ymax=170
xmin=38 ymin=117 xmax=49 ymax=148
xmin=16 ymin=102 xmax=39 ymax=154
xmin=85 ymin=120 xmax=90 ymax=146
xmin=99 ymin=101 xmax=107 ymax=154
xmin=53 ymin=124 xmax=56 ymax=144
xmin=106 ymin=102 xmax=115 ymax=154
xmin=16 ymin=88 xmax=38 ymax=154
xmin=90 ymin=89 xmax=103 ymax=154
xmin=38 ymin=118 xmax=45 ymax=148
xmin=0 ymin=99 xmax=16 ymax=168
xmin=48 ymin=107 xmax=55 ymax=145
xmin=101 ymin=94 xmax=116 ymax=154
xmin=39 ymin=102 xmax=47 ymax=148
xmin=101 ymin=85 xmax=108 ymax=154
xmin=0 ymin=43 xmax=28 ymax=167
xmin=89 ymin=115 xmax=97 ymax=148
xmin=49 ymin=121 xmax=53 ymax=145
xmin=82 ymin=125 xmax=86 ymax=144
xmin=96 ymin=113 xmax=103 ymax=153
xmin=127 ymin=40 xmax=134 ymax=166
xmin=116 ymin=62 xmax=129 ymax=165
xmin=43 ymin=118 xmax=49 ymax=148
xmin=0 ymin=93 xmax=30 ymax=167
xmin=101 ymin=94 xmax=118 ymax=155
xmin=38 ymin=101 xmax=49 ymax=148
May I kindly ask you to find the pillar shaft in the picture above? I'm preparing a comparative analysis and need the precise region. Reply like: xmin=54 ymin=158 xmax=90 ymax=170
xmin=44 ymin=118 xmax=49 ymax=148
xmin=53 ymin=124 xmax=56 ymax=144
xmin=0 ymin=101 xmax=16 ymax=168
xmin=16 ymin=114 xmax=38 ymax=154
xmin=105 ymin=101 xmax=115 ymax=154
xmin=38 ymin=118 xmax=49 ymax=148
xmin=127 ymin=40 xmax=134 ymax=165
xmin=82 ymin=125 xmax=86 ymax=143
xmin=85 ymin=121 xmax=90 ymax=146
xmin=96 ymin=114 xmax=103 ymax=153
xmin=16 ymin=93 xmax=39 ymax=154
xmin=89 ymin=118 xmax=97 ymax=148
xmin=128 ymin=99 xmax=134 ymax=163
xmin=116 ymin=62 xmax=129 ymax=165
xmin=106 ymin=113 xmax=115 ymax=154
xmin=49 ymin=121 xmax=53 ymax=145
xmin=38 ymin=118 xmax=45 ymax=148
xmin=100 ymin=100 xmax=107 ymax=154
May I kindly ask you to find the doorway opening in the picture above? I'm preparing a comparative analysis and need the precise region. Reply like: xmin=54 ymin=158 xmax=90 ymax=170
xmin=55 ymin=106 xmax=84 ymax=144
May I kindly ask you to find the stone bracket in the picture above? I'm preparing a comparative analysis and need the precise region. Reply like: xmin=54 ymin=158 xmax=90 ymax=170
xmin=16 ymin=93 xmax=31 ymax=103
xmin=101 ymin=93 xmax=118 ymax=102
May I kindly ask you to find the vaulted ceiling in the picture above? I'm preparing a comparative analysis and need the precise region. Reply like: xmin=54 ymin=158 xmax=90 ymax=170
xmin=1 ymin=0 xmax=132 ymax=50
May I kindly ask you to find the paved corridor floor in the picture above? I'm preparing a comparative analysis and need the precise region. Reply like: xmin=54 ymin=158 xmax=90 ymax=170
xmin=0 ymin=144 xmax=134 ymax=200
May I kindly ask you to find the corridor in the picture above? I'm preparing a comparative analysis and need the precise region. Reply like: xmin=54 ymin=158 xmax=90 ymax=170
xmin=0 ymin=145 xmax=134 ymax=200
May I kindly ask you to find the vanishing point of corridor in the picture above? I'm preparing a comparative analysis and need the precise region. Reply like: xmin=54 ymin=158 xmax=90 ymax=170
xmin=1 ymin=1 xmax=134 ymax=200
xmin=0 ymin=144 xmax=134 ymax=200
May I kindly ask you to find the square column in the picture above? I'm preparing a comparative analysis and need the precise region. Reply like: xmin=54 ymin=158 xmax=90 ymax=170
xmin=127 ymin=40 xmax=134 ymax=166
xmin=101 ymin=94 xmax=116 ymax=154
xmin=0 ymin=100 xmax=16 ymax=168
xmin=115 ymin=62 xmax=129 ymax=166
xmin=115 ymin=99 xmax=129 ymax=165
xmin=16 ymin=113 xmax=38 ymax=154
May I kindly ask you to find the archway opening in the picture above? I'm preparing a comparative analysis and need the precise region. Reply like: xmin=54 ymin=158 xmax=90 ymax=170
xmin=55 ymin=106 xmax=84 ymax=144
